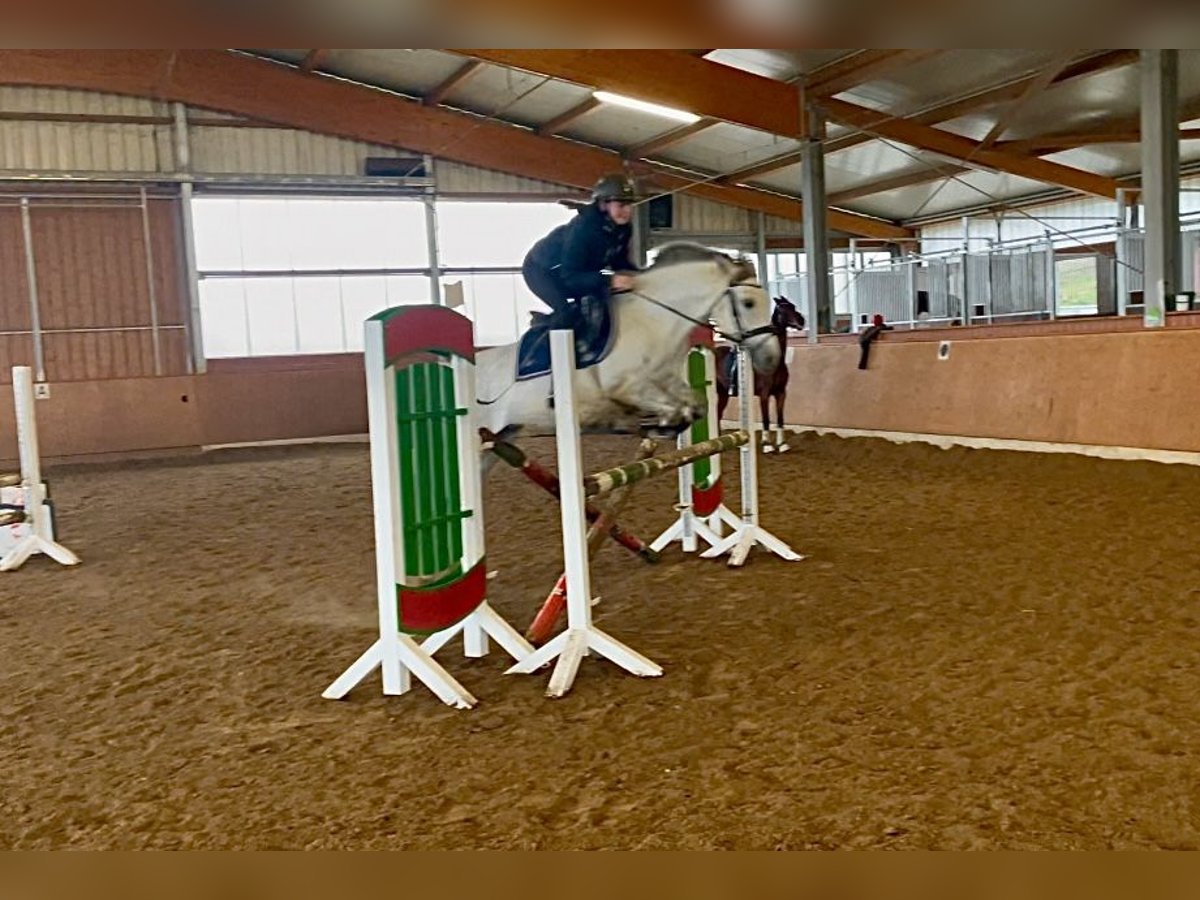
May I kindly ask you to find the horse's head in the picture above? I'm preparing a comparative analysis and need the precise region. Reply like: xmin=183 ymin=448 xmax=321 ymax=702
xmin=772 ymin=296 xmax=806 ymax=333
xmin=637 ymin=244 xmax=779 ymax=374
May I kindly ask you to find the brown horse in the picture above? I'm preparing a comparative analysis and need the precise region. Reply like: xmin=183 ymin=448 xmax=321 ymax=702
xmin=715 ymin=296 xmax=806 ymax=452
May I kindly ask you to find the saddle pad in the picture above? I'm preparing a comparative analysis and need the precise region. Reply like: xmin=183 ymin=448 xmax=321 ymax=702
xmin=515 ymin=300 xmax=615 ymax=381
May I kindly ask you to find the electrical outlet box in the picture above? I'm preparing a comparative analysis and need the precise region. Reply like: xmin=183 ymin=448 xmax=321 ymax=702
xmin=34 ymin=382 xmax=50 ymax=399
xmin=937 ymin=341 xmax=951 ymax=361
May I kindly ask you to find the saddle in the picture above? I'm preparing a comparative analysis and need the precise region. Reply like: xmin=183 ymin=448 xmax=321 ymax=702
xmin=516 ymin=296 xmax=615 ymax=381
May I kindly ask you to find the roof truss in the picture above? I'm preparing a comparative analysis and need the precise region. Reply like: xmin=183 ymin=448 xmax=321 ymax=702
xmin=0 ymin=49 xmax=911 ymax=240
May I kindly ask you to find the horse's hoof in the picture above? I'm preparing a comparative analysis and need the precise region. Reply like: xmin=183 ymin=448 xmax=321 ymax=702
xmin=778 ymin=443 xmax=790 ymax=453
xmin=763 ymin=443 xmax=775 ymax=454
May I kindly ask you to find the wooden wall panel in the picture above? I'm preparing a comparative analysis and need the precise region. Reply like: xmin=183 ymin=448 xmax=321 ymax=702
xmin=0 ymin=206 xmax=32 ymax=385
xmin=8 ymin=195 xmax=191 ymax=382
xmin=42 ymin=330 xmax=160 ymax=381
xmin=33 ymin=204 xmax=148 ymax=329
xmin=0 ymin=333 xmax=35 ymax=381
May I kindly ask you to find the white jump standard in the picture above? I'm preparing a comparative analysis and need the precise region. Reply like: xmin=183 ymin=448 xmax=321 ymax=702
xmin=506 ymin=331 xmax=664 ymax=698
xmin=323 ymin=306 xmax=532 ymax=709
xmin=1 ymin=366 xmax=79 ymax=573
xmin=700 ymin=344 xmax=804 ymax=567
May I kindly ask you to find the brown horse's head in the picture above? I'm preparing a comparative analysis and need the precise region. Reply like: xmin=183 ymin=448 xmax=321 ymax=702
xmin=772 ymin=296 xmax=806 ymax=333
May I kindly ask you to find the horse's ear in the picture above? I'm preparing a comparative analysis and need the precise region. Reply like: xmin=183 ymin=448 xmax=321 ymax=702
xmin=729 ymin=257 xmax=757 ymax=284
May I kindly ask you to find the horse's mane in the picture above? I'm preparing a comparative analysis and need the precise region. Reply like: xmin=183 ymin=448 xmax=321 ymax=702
xmin=646 ymin=242 xmax=758 ymax=283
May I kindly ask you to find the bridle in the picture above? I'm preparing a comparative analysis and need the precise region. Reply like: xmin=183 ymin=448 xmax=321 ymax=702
xmin=626 ymin=280 xmax=777 ymax=345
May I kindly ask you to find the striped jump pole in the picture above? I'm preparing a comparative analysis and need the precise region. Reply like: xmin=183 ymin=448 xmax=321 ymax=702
xmin=481 ymin=429 xmax=659 ymax=564
xmin=700 ymin=345 xmax=805 ymax=568
xmin=652 ymin=333 xmax=744 ymax=554
xmin=323 ymin=305 xmax=532 ymax=709
xmin=1 ymin=366 xmax=79 ymax=573
xmin=583 ymin=431 xmax=749 ymax=496
xmin=506 ymin=330 xmax=663 ymax=698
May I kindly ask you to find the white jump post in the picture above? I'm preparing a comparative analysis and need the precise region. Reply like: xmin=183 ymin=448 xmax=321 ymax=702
xmin=506 ymin=330 xmax=663 ymax=698
xmin=701 ymin=345 xmax=805 ymax=568
xmin=1 ymin=366 xmax=79 ymax=572
xmin=651 ymin=334 xmax=741 ymax=554
xmin=323 ymin=306 xmax=532 ymax=709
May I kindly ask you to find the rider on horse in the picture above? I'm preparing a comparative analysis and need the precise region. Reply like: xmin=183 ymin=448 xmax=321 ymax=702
xmin=521 ymin=173 xmax=640 ymax=332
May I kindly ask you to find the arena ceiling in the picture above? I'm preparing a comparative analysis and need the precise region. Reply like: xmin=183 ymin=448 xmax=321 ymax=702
xmin=2 ymin=50 xmax=1198 ymax=241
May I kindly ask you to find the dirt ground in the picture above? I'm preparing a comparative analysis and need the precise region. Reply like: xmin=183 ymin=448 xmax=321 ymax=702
xmin=2 ymin=432 xmax=1199 ymax=850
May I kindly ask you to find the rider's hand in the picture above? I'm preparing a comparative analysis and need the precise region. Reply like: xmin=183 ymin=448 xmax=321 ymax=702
xmin=610 ymin=273 xmax=636 ymax=292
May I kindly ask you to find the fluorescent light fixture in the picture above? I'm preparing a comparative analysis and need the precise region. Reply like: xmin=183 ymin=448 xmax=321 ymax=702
xmin=593 ymin=91 xmax=701 ymax=125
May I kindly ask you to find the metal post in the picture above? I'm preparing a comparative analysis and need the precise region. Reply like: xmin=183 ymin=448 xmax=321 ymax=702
xmin=139 ymin=186 xmax=163 ymax=375
xmin=848 ymin=238 xmax=860 ymax=332
xmin=1045 ymin=238 xmax=1058 ymax=320
xmin=18 ymin=198 xmax=45 ymax=382
xmin=423 ymin=154 xmax=443 ymax=306
xmin=755 ymin=210 xmax=769 ymax=293
xmin=906 ymin=248 xmax=919 ymax=329
xmin=1140 ymin=49 xmax=1180 ymax=327
xmin=1116 ymin=187 xmax=1129 ymax=316
xmin=801 ymin=103 xmax=830 ymax=342
xmin=173 ymin=102 xmax=205 ymax=373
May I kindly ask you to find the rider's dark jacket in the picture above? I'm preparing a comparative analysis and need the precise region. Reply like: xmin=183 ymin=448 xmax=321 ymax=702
xmin=524 ymin=203 xmax=636 ymax=299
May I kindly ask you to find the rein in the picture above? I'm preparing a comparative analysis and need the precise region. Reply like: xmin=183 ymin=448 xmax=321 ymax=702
xmin=625 ymin=281 xmax=776 ymax=345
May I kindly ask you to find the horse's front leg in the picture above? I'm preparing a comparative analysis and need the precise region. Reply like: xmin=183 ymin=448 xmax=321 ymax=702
xmin=760 ymin=386 xmax=775 ymax=453
xmin=606 ymin=369 xmax=704 ymax=435
xmin=775 ymin=391 xmax=789 ymax=453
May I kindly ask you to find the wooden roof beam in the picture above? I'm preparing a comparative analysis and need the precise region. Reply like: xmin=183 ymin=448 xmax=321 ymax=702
xmin=820 ymin=96 xmax=1120 ymax=198
xmin=299 ymin=50 xmax=327 ymax=74
xmin=827 ymin=166 xmax=971 ymax=205
xmin=998 ymin=127 xmax=1200 ymax=154
xmin=423 ymin=59 xmax=484 ymax=107
xmin=0 ymin=50 xmax=910 ymax=240
xmin=807 ymin=50 xmax=939 ymax=98
xmin=453 ymin=49 xmax=805 ymax=137
xmin=716 ymin=150 xmax=804 ymax=186
xmin=976 ymin=52 xmax=1078 ymax=151
xmin=537 ymin=96 xmax=602 ymax=136
xmin=823 ymin=50 xmax=1139 ymax=155
xmin=624 ymin=119 xmax=718 ymax=159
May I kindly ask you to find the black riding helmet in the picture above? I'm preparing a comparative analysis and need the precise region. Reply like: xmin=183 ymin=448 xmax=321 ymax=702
xmin=591 ymin=173 xmax=637 ymax=204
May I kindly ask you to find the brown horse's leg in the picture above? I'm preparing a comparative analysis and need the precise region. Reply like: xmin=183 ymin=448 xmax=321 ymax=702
xmin=759 ymin=381 xmax=774 ymax=452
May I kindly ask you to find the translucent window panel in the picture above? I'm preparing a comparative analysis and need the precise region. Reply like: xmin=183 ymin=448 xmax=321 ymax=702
xmin=198 ymin=279 xmax=249 ymax=358
xmin=385 ymin=275 xmax=434 ymax=308
xmin=294 ymin=278 xmax=348 ymax=354
xmin=437 ymin=201 xmax=572 ymax=268
xmin=237 ymin=199 xmax=295 ymax=271
xmin=192 ymin=196 xmax=429 ymax=273
xmin=464 ymin=273 xmax=523 ymax=347
xmin=192 ymin=198 xmax=245 ymax=270
xmin=243 ymin=278 xmax=299 ymax=356
xmin=339 ymin=276 xmax=391 ymax=351
xmin=320 ymin=200 xmax=428 ymax=270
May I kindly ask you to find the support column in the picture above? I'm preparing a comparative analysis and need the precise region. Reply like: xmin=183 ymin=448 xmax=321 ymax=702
xmin=173 ymin=102 xmax=204 ymax=374
xmin=801 ymin=102 xmax=831 ymax=342
xmin=424 ymin=154 xmax=443 ymax=306
xmin=755 ymin=211 xmax=769 ymax=290
xmin=1140 ymin=49 xmax=1180 ymax=328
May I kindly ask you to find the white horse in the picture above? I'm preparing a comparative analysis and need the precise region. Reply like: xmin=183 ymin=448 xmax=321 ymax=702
xmin=475 ymin=244 xmax=780 ymax=438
